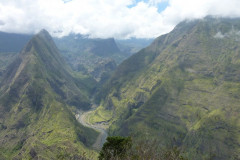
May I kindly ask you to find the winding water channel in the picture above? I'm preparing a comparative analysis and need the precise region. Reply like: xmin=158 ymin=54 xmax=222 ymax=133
xmin=76 ymin=108 xmax=108 ymax=150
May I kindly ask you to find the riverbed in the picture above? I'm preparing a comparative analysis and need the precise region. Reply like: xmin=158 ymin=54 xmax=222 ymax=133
xmin=76 ymin=109 xmax=108 ymax=150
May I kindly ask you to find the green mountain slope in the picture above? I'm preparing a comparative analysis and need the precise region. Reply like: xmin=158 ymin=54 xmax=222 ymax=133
xmin=93 ymin=17 xmax=240 ymax=160
xmin=0 ymin=30 xmax=98 ymax=159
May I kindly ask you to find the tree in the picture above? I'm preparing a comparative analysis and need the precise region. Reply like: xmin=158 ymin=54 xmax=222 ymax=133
xmin=98 ymin=136 xmax=188 ymax=160
xmin=98 ymin=136 xmax=132 ymax=160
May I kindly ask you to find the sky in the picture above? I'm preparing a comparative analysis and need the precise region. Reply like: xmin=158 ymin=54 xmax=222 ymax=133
xmin=0 ymin=0 xmax=240 ymax=39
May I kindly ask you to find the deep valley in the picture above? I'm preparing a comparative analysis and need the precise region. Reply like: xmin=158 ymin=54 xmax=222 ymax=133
xmin=0 ymin=16 xmax=239 ymax=160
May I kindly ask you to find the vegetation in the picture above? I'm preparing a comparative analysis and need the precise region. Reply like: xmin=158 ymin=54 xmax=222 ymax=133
xmin=0 ymin=30 xmax=99 ymax=159
xmin=1 ymin=17 xmax=240 ymax=160
xmin=0 ymin=52 xmax=17 ymax=80
xmin=54 ymin=34 xmax=124 ymax=82
xmin=93 ymin=17 xmax=240 ymax=160
xmin=99 ymin=136 xmax=132 ymax=160
xmin=99 ymin=136 xmax=188 ymax=160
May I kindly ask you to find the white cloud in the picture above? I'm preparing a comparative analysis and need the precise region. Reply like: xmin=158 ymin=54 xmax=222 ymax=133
xmin=0 ymin=0 xmax=240 ymax=39
xmin=214 ymin=32 xmax=225 ymax=39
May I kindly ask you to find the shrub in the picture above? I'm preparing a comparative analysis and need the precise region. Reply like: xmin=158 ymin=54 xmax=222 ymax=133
xmin=98 ymin=136 xmax=132 ymax=160
xmin=99 ymin=136 xmax=188 ymax=160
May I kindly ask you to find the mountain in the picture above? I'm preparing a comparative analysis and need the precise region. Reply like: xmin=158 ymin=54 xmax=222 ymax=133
xmin=0 ymin=32 xmax=32 ymax=53
xmin=92 ymin=17 xmax=240 ymax=160
xmin=0 ymin=32 xmax=32 ymax=79
xmin=0 ymin=52 xmax=17 ymax=79
xmin=0 ymin=30 xmax=98 ymax=159
xmin=54 ymin=34 xmax=128 ymax=82
xmin=116 ymin=38 xmax=153 ymax=54
xmin=54 ymin=34 xmax=122 ymax=61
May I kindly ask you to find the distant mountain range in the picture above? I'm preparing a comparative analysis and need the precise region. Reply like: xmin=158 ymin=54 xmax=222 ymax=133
xmin=116 ymin=38 xmax=153 ymax=54
xmin=0 ymin=52 xmax=17 ymax=78
xmin=0 ymin=32 xmax=32 ymax=53
xmin=54 ymin=34 xmax=122 ymax=82
xmin=0 ymin=31 xmax=151 ymax=83
xmin=54 ymin=35 xmax=153 ymax=83
xmin=94 ymin=17 xmax=240 ymax=160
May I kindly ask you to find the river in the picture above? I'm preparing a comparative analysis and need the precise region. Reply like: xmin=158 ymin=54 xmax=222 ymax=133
xmin=76 ymin=108 xmax=108 ymax=150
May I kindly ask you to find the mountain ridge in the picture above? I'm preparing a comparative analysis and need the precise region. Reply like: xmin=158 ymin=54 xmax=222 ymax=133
xmin=0 ymin=29 xmax=98 ymax=159
xmin=92 ymin=17 xmax=240 ymax=160
xmin=54 ymin=34 xmax=129 ymax=82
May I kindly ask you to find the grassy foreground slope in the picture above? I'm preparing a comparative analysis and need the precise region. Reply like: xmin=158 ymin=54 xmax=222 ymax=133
xmin=0 ymin=30 xmax=98 ymax=159
xmin=94 ymin=17 xmax=240 ymax=160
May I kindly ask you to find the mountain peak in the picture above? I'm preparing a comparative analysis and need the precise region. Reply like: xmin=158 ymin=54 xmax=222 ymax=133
xmin=0 ymin=29 xmax=97 ymax=159
xmin=38 ymin=29 xmax=49 ymax=35
xmin=36 ymin=29 xmax=53 ymax=42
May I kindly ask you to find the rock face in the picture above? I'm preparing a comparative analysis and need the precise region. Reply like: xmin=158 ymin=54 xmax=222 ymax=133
xmin=96 ymin=17 xmax=240 ymax=160
xmin=0 ymin=29 xmax=98 ymax=159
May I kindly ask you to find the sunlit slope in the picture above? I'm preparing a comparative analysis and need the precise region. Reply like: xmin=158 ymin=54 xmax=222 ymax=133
xmin=0 ymin=30 xmax=98 ymax=159
xmin=95 ymin=17 xmax=240 ymax=160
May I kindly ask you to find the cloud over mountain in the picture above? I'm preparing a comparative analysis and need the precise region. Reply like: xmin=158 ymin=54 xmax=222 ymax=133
xmin=0 ymin=0 xmax=240 ymax=39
